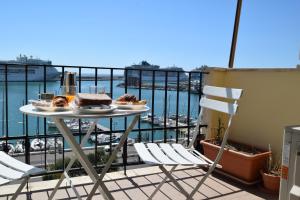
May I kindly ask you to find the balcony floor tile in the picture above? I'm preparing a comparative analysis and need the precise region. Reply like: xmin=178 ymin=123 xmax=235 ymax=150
xmin=0 ymin=166 xmax=278 ymax=200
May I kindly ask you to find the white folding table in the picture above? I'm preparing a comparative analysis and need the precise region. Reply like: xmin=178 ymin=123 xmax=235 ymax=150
xmin=20 ymin=104 xmax=149 ymax=200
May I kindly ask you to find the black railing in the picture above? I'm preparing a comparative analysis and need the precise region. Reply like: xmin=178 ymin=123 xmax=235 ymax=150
xmin=0 ymin=63 xmax=208 ymax=177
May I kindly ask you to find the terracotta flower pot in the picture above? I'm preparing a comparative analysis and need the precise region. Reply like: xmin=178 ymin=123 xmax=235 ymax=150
xmin=201 ymin=139 xmax=271 ymax=183
xmin=260 ymin=170 xmax=280 ymax=193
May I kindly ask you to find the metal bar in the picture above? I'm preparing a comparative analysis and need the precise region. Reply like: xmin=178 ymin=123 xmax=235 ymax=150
xmin=228 ymin=0 xmax=243 ymax=68
xmin=62 ymin=137 xmax=65 ymax=170
xmin=60 ymin=66 xmax=65 ymax=86
xmin=94 ymin=68 xmax=98 ymax=165
xmin=43 ymin=65 xmax=47 ymax=169
xmin=176 ymin=71 xmax=180 ymax=143
xmin=187 ymin=72 xmax=191 ymax=147
xmin=138 ymin=70 xmax=142 ymax=143
xmin=0 ymin=124 xmax=207 ymax=141
xmin=78 ymin=67 xmax=82 ymax=144
xmin=123 ymin=69 xmax=128 ymax=175
xmin=0 ymin=64 xmax=210 ymax=77
xmin=4 ymin=65 xmax=8 ymax=149
xmin=25 ymin=65 xmax=30 ymax=164
xmin=164 ymin=71 xmax=168 ymax=143
xmin=0 ymin=63 xmax=210 ymax=73
xmin=95 ymin=68 xmax=98 ymax=86
xmin=109 ymin=69 xmax=113 ymax=155
xmin=61 ymin=66 xmax=65 ymax=170
xmin=198 ymin=72 xmax=203 ymax=136
xmin=151 ymin=71 xmax=155 ymax=143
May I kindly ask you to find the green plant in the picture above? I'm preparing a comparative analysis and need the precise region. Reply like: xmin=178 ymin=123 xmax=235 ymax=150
xmin=266 ymin=144 xmax=281 ymax=176
xmin=212 ymin=117 xmax=225 ymax=145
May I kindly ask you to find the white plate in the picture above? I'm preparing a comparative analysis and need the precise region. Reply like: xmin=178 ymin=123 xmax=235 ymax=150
xmin=33 ymin=105 xmax=72 ymax=112
xmin=115 ymin=103 xmax=147 ymax=110
xmin=74 ymin=105 xmax=117 ymax=114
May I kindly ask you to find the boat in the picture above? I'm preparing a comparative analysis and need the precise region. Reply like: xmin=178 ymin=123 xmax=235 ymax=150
xmin=46 ymin=138 xmax=63 ymax=150
xmin=0 ymin=54 xmax=59 ymax=81
xmin=103 ymin=137 xmax=135 ymax=152
xmin=89 ymin=133 xmax=123 ymax=145
xmin=140 ymin=113 xmax=161 ymax=125
xmin=48 ymin=119 xmax=100 ymax=133
xmin=125 ymin=61 xmax=188 ymax=84
xmin=0 ymin=141 xmax=15 ymax=153
xmin=30 ymin=137 xmax=63 ymax=151
xmin=14 ymin=140 xmax=25 ymax=153
xmin=159 ymin=118 xmax=173 ymax=127
xmin=30 ymin=138 xmax=45 ymax=151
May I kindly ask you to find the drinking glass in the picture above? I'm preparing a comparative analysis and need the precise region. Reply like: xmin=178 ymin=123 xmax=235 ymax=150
xmin=61 ymin=86 xmax=77 ymax=102
xmin=89 ymin=86 xmax=105 ymax=94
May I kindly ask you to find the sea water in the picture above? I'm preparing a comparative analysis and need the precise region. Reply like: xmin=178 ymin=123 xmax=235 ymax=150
xmin=0 ymin=80 xmax=200 ymax=146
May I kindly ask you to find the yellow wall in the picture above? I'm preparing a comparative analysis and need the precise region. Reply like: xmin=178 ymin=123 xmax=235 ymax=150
xmin=204 ymin=68 xmax=300 ymax=160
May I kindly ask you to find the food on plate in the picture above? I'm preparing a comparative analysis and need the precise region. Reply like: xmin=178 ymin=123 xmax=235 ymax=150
xmin=132 ymin=99 xmax=147 ymax=105
xmin=115 ymin=94 xmax=147 ymax=105
xmin=29 ymin=100 xmax=51 ymax=107
xmin=117 ymin=94 xmax=137 ymax=102
xmin=52 ymin=96 xmax=69 ymax=107
xmin=75 ymin=93 xmax=112 ymax=107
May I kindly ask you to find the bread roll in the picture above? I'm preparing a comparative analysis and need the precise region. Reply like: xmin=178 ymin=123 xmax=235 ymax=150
xmin=52 ymin=96 xmax=68 ymax=107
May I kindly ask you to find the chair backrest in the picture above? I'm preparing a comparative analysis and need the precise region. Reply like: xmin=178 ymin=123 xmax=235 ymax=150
xmin=189 ymin=85 xmax=243 ymax=148
xmin=200 ymin=85 xmax=243 ymax=115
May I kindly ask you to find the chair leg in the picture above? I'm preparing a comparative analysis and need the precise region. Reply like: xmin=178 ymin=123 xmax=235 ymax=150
xmin=158 ymin=165 xmax=191 ymax=199
xmin=149 ymin=165 xmax=177 ymax=199
xmin=187 ymin=116 xmax=235 ymax=199
xmin=48 ymin=121 xmax=98 ymax=200
xmin=10 ymin=177 xmax=29 ymax=200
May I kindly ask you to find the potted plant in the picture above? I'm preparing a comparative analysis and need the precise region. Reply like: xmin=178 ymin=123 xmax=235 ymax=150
xmin=200 ymin=117 xmax=271 ymax=184
xmin=260 ymin=145 xmax=281 ymax=193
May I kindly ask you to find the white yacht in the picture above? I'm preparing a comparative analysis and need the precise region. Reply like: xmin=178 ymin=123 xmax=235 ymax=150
xmin=0 ymin=54 xmax=59 ymax=81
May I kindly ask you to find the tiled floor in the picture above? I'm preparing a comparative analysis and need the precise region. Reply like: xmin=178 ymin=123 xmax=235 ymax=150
xmin=0 ymin=166 xmax=278 ymax=200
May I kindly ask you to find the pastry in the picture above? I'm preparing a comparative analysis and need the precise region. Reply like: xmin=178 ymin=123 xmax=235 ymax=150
xmin=116 ymin=94 xmax=146 ymax=105
xmin=132 ymin=100 xmax=147 ymax=105
xmin=117 ymin=94 xmax=137 ymax=102
xmin=52 ymin=96 xmax=69 ymax=107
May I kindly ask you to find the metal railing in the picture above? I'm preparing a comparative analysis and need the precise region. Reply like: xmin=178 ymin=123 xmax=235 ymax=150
xmin=0 ymin=63 xmax=207 ymax=176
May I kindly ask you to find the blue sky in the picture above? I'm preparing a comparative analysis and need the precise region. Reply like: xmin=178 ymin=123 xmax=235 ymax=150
xmin=0 ymin=0 xmax=299 ymax=70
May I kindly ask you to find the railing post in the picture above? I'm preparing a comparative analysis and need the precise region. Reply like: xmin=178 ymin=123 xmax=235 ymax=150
xmin=187 ymin=72 xmax=191 ymax=147
xmin=123 ymin=68 xmax=128 ymax=175
xmin=164 ymin=71 xmax=168 ymax=143
xmin=25 ymin=64 xmax=30 ymax=164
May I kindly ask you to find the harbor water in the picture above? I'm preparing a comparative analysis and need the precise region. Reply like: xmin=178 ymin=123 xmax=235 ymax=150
xmin=0 ymin=80 xmax=201 ymax=148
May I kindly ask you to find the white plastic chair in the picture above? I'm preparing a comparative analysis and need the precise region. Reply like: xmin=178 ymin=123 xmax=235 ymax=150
xmin=134 ymin=85 xmax=243 ymax=199
xmin=0 ymin=151 xmax=45 ymax=200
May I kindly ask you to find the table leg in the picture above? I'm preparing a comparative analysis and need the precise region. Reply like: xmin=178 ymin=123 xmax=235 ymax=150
xmin=48 ymin=120 xmax=98 ymax=200
xmin=52 ymin=118 xmax=114 ymax=200
xmin=86 ymin=115 xmax=140 ymax=200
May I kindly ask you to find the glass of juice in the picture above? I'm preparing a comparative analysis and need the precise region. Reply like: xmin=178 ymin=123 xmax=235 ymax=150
xmin=61 ymin=86 xmax=77 ymax=102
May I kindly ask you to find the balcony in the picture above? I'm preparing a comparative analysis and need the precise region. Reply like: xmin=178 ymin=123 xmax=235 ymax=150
xmin=1 ymin=63 xmax=296 ymax=199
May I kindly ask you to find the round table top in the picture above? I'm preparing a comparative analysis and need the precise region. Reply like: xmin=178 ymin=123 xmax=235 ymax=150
xmin=20 ymin=104 xmax=150 ymax=119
